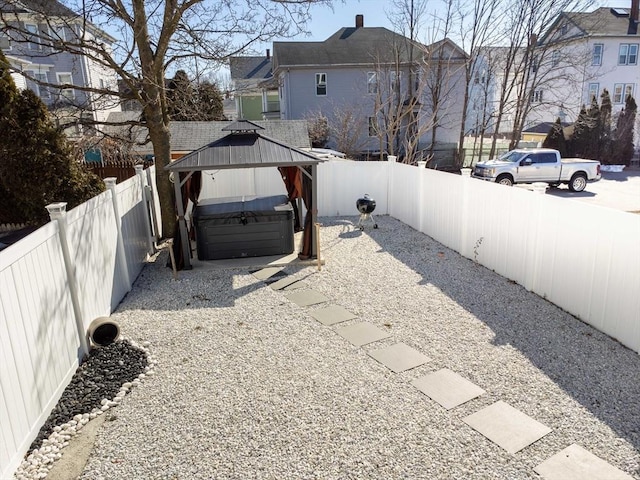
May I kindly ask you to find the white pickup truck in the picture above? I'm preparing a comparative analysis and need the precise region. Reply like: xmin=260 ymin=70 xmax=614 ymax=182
xmin=472 ymin=148 xmax=601 ymax=192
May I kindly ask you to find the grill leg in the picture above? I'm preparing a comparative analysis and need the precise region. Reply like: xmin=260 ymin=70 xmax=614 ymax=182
xmin=358 ymin=213 xmax=378 ymax=230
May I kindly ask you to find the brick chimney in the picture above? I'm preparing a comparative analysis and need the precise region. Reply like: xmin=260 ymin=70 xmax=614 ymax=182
xmin=356 ymin=14 xmax=364 ymax=28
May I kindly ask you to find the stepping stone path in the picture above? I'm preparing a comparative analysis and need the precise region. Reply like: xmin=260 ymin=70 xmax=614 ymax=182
xmin=309 ymin=305 xmax=357 ymax=326
xmin=534 ymin=444 xmax=634 ymax=480
xmin=335 ymin=322 xmax=391 ymax=347
xmin=411 ymin=368 xmax=485 ymax=410
xmin=269 ymin=276 xmax=307 ymax=291
xmin=285 ymin=289 xmax=329 ymax=307
xmin=463 ymin=401 xmax=552 ymax=454
xmin=368 ymin=342 xmax=430 ymax=373
xmin=251 ymin=266 xmax=632 ymax=478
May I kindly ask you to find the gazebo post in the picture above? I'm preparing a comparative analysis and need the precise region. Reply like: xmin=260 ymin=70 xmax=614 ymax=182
xmin=174 ymin=175 xmax=192 ymax=270
xmin=311 ymin=163 xmax=319 ymax=257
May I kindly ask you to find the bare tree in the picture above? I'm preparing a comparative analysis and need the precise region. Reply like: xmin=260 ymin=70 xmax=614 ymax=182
xmin=455 ymin=0 xmax=500 ymax=163
xmin=1 ymin=0 xmax=333 ymax=237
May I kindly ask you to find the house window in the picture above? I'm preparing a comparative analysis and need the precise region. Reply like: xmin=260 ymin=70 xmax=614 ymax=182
xmin=533 ymin=89 xmax=543 ymax=103
xmin=0 ymin=32 xmax=11 ymax=50
xmin=618 ymin=43 xmax=638 ymax=65
xmin=613 ymin=83 xmax=635 ymax=103
xmin=368 ymin=116 xmax=378 ymax=136
xmin=390 ymin=71 xmax=401 ymax=92
xmin=587 ymin=83 xmax=599 ymax=101
xmin=30 ymin=71 xmax=50 ymax=100
xmin=50 ymin=25 xmax=66 ymax=44
xmin=560 ymin=23 xmax=568 ymax=35
xmin=25 ymin=24 xmax=42 ymax=51
xmin=367 ymin=72 xmax=378 ymax=94
xmin=315 ymin=73 xmax=326 ymax=96
xmin=57 ymin=73 xmax=74 ymax=101
xmin=551 ymin=50 xmax=560 ymax=67
xmin=531 ymin=55 xmax=539 ymax=73
xmin=592 ymin=44 xmax=603 ymax=66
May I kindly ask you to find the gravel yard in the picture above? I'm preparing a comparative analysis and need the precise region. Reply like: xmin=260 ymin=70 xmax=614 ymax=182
xmin=79 ymin=216 xmax=640 ymax=480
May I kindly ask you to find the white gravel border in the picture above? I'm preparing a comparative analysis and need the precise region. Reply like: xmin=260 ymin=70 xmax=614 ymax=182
xmin=78 ymin=215 xmax=640 ymax=480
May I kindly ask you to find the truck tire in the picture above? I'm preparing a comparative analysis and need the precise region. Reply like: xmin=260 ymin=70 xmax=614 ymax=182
xmin=568 ymin=173 xmax=587 ymax=192
xmin=496 ymin=174 xmax=514 ymax=186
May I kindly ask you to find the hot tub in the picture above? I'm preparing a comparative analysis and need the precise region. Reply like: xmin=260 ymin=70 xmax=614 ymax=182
xmin=193 ymin=195 xmax=294 ymax=260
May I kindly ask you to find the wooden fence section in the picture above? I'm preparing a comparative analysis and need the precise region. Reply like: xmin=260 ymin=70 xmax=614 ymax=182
xmin=84 ymin=161 xmax=154 ymax=184
xmin=0 ymin=167 xmax=158 ymax=479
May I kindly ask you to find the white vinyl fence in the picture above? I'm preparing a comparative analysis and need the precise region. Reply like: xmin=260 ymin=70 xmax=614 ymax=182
xmin=0 ymin=167 xmax=157 ymax=479
xmin=202 ymin=160 xmax=640 ymax=355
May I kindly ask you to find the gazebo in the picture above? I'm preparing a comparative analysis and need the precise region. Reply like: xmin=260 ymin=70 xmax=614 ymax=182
xmin=165 ymin=120 xmax=326 ymax=270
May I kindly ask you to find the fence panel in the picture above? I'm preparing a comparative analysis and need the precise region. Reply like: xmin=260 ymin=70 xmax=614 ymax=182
xmin=0 ymin=223 xmax=79 ymax=479
xmin=116 ymin=174 xmax=151 ymax=281
xmin=317 ymin=161 xmax=389 ymax=217
xmin=199 ymin=167 xmax=286 ymax=200
xmin=388 ymin=162 xmax=422 ymax=230
xmin=66 ymin=191 xmax=122 ymax=325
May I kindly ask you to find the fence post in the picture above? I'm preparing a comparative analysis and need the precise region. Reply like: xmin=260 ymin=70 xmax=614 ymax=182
xmin=460 ymin=168 xmax=472 ymax=258
xmin=46 ymin=203 xmax=89 ymax=357
xmin=135 ymin=165 xmax=155 ymax=254
xmin=104 ymin=178 xmax=132 ymax=293
xmin=417 ymin=161 xmax=426 ymax=233
xmin=387 ymin=155 xmax=397 ymax=216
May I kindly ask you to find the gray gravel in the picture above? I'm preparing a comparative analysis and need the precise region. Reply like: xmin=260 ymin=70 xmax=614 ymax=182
xmin=79 ymin=216 xmax=640 ymax=480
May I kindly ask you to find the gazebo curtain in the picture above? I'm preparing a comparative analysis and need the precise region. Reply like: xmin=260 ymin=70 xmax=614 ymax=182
xmin=298 ymin=166 xmax=314 ymax=260
xmin=170 ymin=171 xmax=202 ymax=270
xmin=278 ymin=166 xmax=302 ymax=231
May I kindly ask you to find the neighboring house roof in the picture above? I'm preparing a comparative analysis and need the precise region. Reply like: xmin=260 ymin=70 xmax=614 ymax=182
xmin=105 ymin=112 xmax=311 ymax=153
xmin=523 ymin=121 xmax=570 ymax=134
xmin=0 ymin=0 xmax=117 ymax=42
xmin=541 ymin=7 xmax=640 ymax=42
xmin=0 ymin=0 xmax=77 ymax=16
xmin=273 ymin=19 xmax=467 ymax=72
xmin=229 ymin=56 xmax=273 ymax=81
xmin=273 ymin=27 xmax=424 ymax=69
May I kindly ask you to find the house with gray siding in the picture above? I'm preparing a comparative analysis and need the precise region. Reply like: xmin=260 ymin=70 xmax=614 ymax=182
xmin=0 ymin=0 xmax=121 ymax=132
xmin=272 ymin=14 xmax=467 ymax=159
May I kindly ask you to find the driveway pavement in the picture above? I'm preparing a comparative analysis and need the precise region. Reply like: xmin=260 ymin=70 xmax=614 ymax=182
xmin=546 ymin=166 xmax=640 ymax=213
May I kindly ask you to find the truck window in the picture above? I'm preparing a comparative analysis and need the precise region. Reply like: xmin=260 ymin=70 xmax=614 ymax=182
xmin=530 ymin=153 xmax=556 ymax=164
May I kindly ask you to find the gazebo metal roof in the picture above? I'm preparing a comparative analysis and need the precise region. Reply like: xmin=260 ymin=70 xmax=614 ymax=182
xmin=165 ymin=130 xmax=324 ymax=172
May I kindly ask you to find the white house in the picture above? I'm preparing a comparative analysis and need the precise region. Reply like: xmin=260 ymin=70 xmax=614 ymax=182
xmin=0 ymin=0 xmax=121 ymax=132
xmin=530 ymin=3 xmax=639 ymax=134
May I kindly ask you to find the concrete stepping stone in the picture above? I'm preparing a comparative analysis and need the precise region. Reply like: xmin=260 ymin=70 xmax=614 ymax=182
xmin=285 ymin=289 xmax=329 ymax=307
xmin=463 ymin=401 xmax=552 ymax=454
xmin=309 ymin=305 xmax=357 ymax=326
xmin=336 ymin=322 xmax=391 ymax=347
xmin=269 ymin=276 xmax=305 ymax=291
xmin=251 ymin=267 xmax=284 ymax=281
xmin=534 ymin=444 xmax=634 ymax=480
xmin=411 ymin=368 xmax=485 ymax=410
xmin=368 ymin=342 xmax=430 ymax=373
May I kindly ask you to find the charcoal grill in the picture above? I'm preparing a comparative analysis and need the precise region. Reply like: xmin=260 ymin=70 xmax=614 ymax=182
xmin=356 ymin=194 xmax=378 ymax=230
